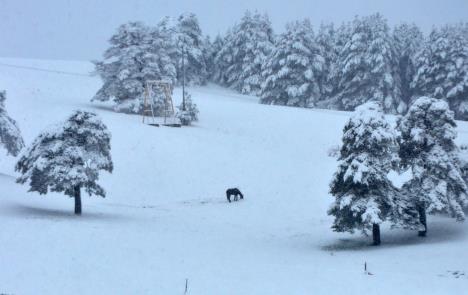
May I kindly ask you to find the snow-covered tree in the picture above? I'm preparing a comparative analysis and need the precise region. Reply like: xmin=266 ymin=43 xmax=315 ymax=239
xmin=150 ymin=85 xmax=171 ymax=117
xmin=176 ymin=13 xmax=208 ymax=86
xmin=333 ymin=14 xmax=402 ymax=113
xmin=212 ymin=31 xmax=233 ymax=85
xmin=393 ymin=23 xmax=424 ymax=105
xmin=260 ymin=19 xmax=324 ymax=107
xmin=315 ymin=22 xmax=338 ymax=101
xmin=398 ymin=97 xmax=468 ymax=236
xmin=217 ymin=10 xmax=275 ymax=95
xmin=93 ymin=21 xmax=176 ymax=114
xmin=209 ymin=35 xmax=225 ymax=82
xmin=0 ymin=91 xmax=24 ymax=157
xmin=458 ymin=144 xmax=468 ymax=186
xmin=411 ymin=25 xmax=468 ymax=120
xmin=176 ymin=91 xmax=199 ymax=126
xmin=329 ymin=101 xmax=399 ymax=245
xmin=150 ymin=17 xmax=178 ymax=83
xmin=202 ymin=36 xmax=215 ymax=79
xmin=315 ymin=22 xmax=352 ymax=109
xmin=16 ymin=111 xmax=113 ymax=215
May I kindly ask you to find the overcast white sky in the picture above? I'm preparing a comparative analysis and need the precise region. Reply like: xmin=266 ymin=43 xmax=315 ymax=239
xmin=0 ymin=0 xmax=467 ymax=61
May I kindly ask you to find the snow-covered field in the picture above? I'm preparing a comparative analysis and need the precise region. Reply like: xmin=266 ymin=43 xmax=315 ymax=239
xmin=0 ymin=58 xmax=467 ymax=294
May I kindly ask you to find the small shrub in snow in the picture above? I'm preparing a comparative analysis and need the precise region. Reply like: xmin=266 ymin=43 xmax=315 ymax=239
xmin=329 ymin=101 xmax=399 ymax=245
xmin=176 ymin=92 xmax=199 ymax=126
xmin=16 ymin=111 xmax=113 ymax=215
xmin=0 ymin=91 xmax=24 ymax=156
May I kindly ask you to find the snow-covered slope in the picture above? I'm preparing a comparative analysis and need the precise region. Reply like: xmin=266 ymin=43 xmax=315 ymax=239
xmin=0 ymin=58 xmax=467 ymax=294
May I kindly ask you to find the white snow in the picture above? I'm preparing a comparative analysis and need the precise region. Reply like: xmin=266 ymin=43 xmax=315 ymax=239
xmin=0 ymin=58 xmax=467 ymax=294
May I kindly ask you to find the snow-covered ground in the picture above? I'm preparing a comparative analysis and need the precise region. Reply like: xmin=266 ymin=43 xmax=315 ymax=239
xmin=0 ymin=58 xmax=467 ymax=294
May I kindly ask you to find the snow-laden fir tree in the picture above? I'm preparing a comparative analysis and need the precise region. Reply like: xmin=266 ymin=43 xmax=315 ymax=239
xmin=260 ymin=19 xmax=325 ymax=107
xmin=0 ymin=91 xmax=24 ymax=156
xmin=93 ymin=21 xmax=176 ymax=114
xmin=333 ymin=14 xmax=403 ymax=113
xmin=217 ymin=10 xmax=275 ymax=95
xmin=150 ymin=85 xmax=171 ymax=117
xmin=393 ymin=23 xmax=424 ymax=106
xmin=411 ymin=24 xmax=468 ymax=120
xmin=176 ymin=13 xmax=208 ymax=86
xmin=212 ymin=31 xmax=233 ymax=85
xmin=316 ymin=21 xmax=352 ymax=109
xmin=176 ymin=91 xmax=199 ymax=126
xmin=16 ymin=111 xmax=113 ymax=215
xmin=150 ymin=17 xmax=178 ymax=84
xmin=329 ymin=101 xmax=399 ymax=245
xmin=315 ymin=22 xmax=338 ymax=101
xmin=202 ymin=36 xmax=215 ymax=80
xmin=398 ymin=97 xmax=468 ymax=236
xmin=458 ymin=144 xmax=468 ymax=183
xmin=209 ymin=35 xmax=225 ymax=82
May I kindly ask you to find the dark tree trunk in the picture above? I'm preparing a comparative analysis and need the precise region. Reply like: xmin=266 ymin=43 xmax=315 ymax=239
xmin=418 ymin=205 xmax=427 ymax=237
xmin=74 ymin=185 xmax=81 ymax=215
xmin=372 ymin=224 xmax=381 ymax=246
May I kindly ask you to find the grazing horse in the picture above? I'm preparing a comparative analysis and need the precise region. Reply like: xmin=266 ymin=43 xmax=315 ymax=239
xmin=226 ymin=188 xmax=244 ymax=203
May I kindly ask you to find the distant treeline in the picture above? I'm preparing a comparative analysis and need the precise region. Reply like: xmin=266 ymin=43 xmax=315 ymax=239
xmin=94 ymin=11 xmax=468 ymax=119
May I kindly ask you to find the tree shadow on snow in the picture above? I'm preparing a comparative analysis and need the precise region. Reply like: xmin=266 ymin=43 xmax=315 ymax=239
xmin=79 ymin=103 xmax=115 ymax=113
xmin=4 ymin=203 xmax=129 ymax=222
xmin=321 ymin=220 xmax=467 ymax=252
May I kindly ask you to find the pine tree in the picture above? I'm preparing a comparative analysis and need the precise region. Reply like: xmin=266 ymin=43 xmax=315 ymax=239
xmin=411 ymin=25 xmax=468 ymax=120
xmin=329 ymin=101 xmax=399 ymax=245
xmin=0 ymin=91 xmax=24 ymax=156
xmin=315 ymin=22 xmax=338 ymax=102
xmin=260 ymin=19 xmax=324 ymax=107
xmin=176 ymin=91 xmax=199 ymax=126
xmin=316 ymin=21 xmax=352 ymax=109
xmin=202 ymin=36 xmax=215 ymax=80
xmin=333 ymin=14 xmax=402 ymax=113
xmin=459 ymin=144 xmax=468 ymax=184
xmin=212 ymin=31 xmax=233 ymax=85
xmin=150 ymin=17 xmax=178 ymax=84
xmin=93 ymin=22 xmax=176 ymax=114
xmin=398 ymin=97 xmax=468 ymax=236
xmin=210 ymin=35 xmax=225 ymax=82
xmin=150 ymin=85 xmax=171 ymax=117
xmin=393 ymin=23 xmax=424 ymax=107
xmin=16 ymin=111 xmax=113 ymax=215
xmin=219 ymin=10 xmax=275 ymax=95
xmin=176 ymin=13 xmax=208 ymax=86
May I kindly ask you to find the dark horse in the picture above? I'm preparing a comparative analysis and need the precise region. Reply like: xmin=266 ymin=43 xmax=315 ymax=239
xmin=226 ymin=188 xmax=244 ymax=203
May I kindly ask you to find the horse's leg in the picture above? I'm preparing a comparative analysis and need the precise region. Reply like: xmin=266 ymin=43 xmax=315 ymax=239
xmin=226 ymin=192 xmax=231 ymax=203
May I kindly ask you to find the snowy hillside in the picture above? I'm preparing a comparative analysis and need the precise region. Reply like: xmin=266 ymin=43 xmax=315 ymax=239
xmin=0 ymin=58 xmax=467 ymax=294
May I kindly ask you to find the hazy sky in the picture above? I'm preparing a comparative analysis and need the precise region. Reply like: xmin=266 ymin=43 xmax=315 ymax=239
xmin=1 ymin=0 xmax=467 ymax=60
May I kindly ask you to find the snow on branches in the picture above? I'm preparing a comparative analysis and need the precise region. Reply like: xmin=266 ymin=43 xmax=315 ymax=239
xmin=0 ymin=91 xmax=24 ymax=157
xmin=398 ymin=97 xmax=468 ymax=226
xmin=16 ymin=111 xmax=113 ymax=214
xmin=329 ymin=101 xmax=399 ymax=244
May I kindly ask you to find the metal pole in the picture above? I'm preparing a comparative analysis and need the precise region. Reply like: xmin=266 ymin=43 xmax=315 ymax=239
xmin=182 ymin=44 xmax=186 ymax=111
